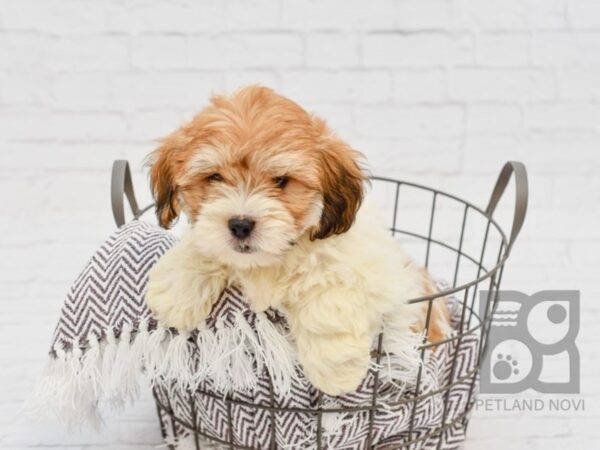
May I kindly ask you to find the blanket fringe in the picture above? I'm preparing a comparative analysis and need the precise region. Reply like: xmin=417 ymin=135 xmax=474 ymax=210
xmin=378 ymin=328 xmax=423 ymax=391
xmin=26 ymin=312 xmax=306 ymax=427
xmin=27 ymin=312 xmax=425 ymax=429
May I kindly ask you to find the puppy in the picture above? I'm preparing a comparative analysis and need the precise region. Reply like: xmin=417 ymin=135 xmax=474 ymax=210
xmin=145 ymin=86 xmax=448 ymax=396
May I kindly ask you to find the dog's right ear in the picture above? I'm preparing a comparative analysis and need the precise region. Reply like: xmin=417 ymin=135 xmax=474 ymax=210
xmin=147 ymin=139 xmax=182 ymax=229
xmin=311 ymin=134 xmax=365 ymax=240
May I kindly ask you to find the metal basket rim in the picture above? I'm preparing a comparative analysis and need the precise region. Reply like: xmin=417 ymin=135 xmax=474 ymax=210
xmin=368 ymin=175 xmax=510 ymax=305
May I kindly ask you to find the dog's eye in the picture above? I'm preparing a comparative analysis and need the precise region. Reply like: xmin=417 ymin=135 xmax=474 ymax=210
xmin=207 ymin=173 xmax=223 ymax=182
xmin=273 ymin=176 xmax=289 ymax=189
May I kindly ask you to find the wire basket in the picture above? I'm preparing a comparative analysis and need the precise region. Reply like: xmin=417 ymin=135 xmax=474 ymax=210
xmin=111 ymin=160 xmax=528 ymax=450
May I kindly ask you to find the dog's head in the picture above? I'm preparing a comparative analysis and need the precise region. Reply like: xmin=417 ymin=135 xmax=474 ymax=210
xmin=148 ymin=86 xmax=365 ymax=268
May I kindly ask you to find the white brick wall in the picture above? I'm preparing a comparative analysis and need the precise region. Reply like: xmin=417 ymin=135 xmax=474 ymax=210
xmin=1 ymin=1 xmax=599 ymax=448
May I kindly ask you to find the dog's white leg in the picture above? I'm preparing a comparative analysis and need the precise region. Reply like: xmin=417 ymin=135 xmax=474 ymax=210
xmin=285 ymin=289 xmax=374 ymax=396
xmin=146 ymin=236 xmax=229 ymax=331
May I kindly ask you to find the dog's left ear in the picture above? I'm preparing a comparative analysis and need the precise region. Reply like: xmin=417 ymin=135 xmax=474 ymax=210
xmin=147 ymin=135 xmax=185 ymax=229
xmin=311 ymin=135 xmax=365 ymax=240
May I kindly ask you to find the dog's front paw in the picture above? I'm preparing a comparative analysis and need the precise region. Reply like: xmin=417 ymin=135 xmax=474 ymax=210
xmin=146 ymin=273 xmax=211 ymax=332
xmin=146 ymin=248 xmax=227 ymax=331
xmin=297 ymin=332 xmax=371 ymax=396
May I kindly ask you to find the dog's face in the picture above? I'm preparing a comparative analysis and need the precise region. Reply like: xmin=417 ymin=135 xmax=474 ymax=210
xmin=149 ymin=86 xmax=364 ymax=269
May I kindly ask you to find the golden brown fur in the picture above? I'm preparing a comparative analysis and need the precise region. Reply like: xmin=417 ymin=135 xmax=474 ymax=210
xmin=411 ymin=268 xmax=451 ymax=345
xmin=149 ymin=86 xmax=363 ymax=239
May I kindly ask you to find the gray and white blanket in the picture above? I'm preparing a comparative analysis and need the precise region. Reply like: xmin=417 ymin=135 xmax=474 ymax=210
xmin=29 ymin=220 xmax=479 ymax=449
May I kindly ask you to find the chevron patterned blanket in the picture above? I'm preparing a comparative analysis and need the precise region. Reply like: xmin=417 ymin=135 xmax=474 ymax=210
xmin=29 ymin=220 xmax=478 ymax=449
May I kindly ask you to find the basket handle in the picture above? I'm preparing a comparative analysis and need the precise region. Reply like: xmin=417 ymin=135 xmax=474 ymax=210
xmin=111 ymin=160 xmax=143 ymax=227
xmin=485 ymin=161 xmax=528 ymax=254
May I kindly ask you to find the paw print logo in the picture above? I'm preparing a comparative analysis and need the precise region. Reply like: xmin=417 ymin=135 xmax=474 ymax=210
xmin=493 ymin=354 xmax=519 ymax=380
xmin=486 ymin=339 xmax=531 ymax=386
xmin=480 ymin=291 xmax=580 ymax=394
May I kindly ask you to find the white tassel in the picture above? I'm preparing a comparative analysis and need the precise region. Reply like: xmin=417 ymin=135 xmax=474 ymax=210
xmin=100 ymin=332 xmax=118 ymax=395
xmin=207 ymin=319 xmax=235 ymax=392
xmin=61 ymin=346 xmax=82 ymax=419
xmin=254 ymin=312 xmax=300 ymax=394
xmin=79 ymin=335 xmax=102 ymax=398
xmin=163 ymin=331 xmax=192 ymax=387
xmin=130 ymin=319 xmax=150 ymax=373
xmin=378 ymin=328 xmax=422 ymax=388
xmin=110 ymin=324 xmax=140 ymax=406
xmin=234 ymin=313 xmax=265 ymax=374
xmin=191 ymin=317 xmax=266 ymax=394
xmin=26 ymin=344 xmax=102 ymax=429
xmin=226 ymin=320 xmax=257 ymax=391
xmin=144 ymin=326 xmax=167 ymax=380
xmin=192 ymin=329 xmax=216 ymax=385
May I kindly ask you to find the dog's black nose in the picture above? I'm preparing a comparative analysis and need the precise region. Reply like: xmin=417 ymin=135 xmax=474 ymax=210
xmin=228 ymin=217 xmax=255 ymax=239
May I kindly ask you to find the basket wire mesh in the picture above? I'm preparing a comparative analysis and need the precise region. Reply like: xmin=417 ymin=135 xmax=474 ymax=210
xmin=111 ymin=160 xmax=528 ymax=450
